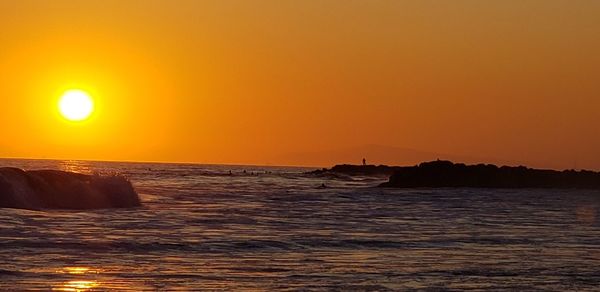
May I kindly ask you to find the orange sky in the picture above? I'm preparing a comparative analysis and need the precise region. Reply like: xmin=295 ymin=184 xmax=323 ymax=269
xmin=1 ymin=1 xmax=599 ymax=169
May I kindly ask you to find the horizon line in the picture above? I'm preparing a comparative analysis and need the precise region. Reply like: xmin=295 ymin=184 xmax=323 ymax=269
xmin=0 ymin=156 xmax=596 ymax=172
xmin=0 ymin=156 xmax=319 ymax=169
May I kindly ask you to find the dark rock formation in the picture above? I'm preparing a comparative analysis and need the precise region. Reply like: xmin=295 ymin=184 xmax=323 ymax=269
xmin=0 ymin=167 xmax=141 ymax=210
xmin=307 ymin=164 xmax=402 ymax=177
xmin=380 ymin=160 xmax=600 ymax=189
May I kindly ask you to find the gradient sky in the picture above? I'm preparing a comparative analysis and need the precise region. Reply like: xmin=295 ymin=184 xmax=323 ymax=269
xmin=1 ymin=0 xmax=599 ymax=169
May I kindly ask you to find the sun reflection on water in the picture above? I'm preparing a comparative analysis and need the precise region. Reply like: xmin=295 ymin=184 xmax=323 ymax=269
xmin=56 ymin=266 xmax=101 ymax=275
xmin=53 ymin=280 xmax=100 ymax=291
xmin=58 ymin=160 xmax=93 ymax=174
xmin=52 ymin=267 xmax=102 ymax=291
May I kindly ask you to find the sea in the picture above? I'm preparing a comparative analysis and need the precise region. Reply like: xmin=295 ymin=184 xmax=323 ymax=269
xmin=0 ymin=158 xmax=599 ymax=291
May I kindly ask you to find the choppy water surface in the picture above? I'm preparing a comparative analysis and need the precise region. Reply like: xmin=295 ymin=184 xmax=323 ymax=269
xmin=0 ymin=159 xmax=599 ymax=290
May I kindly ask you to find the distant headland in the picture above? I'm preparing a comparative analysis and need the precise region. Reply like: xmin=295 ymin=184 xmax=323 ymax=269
xmin=311 ymin=160 xmax=600 ymax=189
xmin=0 ymin=167 xmax=141 ymax=210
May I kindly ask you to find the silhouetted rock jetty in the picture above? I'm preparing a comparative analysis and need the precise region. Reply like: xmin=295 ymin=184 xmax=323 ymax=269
xmin=380 ymin=160 xmax=600 ymax=189
xmin=308 ymin=164 xmax=401 ymax=176
xmin=0 ymin=167 xmax=141 ymax=210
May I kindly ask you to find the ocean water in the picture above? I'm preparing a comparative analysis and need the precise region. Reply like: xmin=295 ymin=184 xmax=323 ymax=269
xmin=0 ymin=159 xmax=599 ymax=291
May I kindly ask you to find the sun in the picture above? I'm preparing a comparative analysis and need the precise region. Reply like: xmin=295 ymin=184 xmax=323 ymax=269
xmin=58 ymin=89 xmax=94 ymax=121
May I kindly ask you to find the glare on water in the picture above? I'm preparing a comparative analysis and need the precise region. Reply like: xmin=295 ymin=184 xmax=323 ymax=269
xmin=0 ymin=158 xmax=599 ymax=290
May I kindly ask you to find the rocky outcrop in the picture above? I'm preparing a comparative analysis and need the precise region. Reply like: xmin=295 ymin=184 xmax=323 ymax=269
xmin=0 ymin=167 xmax=141 ymax=210
xmin=380 ymin=160 xmax=600 ymax=189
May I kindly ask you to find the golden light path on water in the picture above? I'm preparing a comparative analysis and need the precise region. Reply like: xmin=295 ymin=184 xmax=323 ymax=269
xmin=52 ymin=267 xmax=100 ymax=291
xmin=53 ymin=280 xmax=100 ymax=292
xmin=50 ymin=266 xmax=144 ymax=291
xmin=1 ymin=158 xmax=599 ymax=290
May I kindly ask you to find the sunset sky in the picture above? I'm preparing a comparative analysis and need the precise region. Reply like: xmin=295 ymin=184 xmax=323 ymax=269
xmin=1 ymin=1 xmax=599 ymax=169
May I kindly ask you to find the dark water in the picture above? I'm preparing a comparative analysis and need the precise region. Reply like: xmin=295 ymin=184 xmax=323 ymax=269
xmin=0 ymin=159 xmax=599 ymax=290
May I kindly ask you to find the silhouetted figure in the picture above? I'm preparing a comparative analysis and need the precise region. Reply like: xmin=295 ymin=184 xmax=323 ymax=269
xmin=362 ymin=158 xmax=366 ymax=166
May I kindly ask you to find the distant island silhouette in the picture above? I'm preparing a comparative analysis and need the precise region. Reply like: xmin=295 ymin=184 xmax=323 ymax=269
xmin=0 ymin=167 xmax=141 ymax=210
xmin=312 ymin=160 xmax=600 ymax=189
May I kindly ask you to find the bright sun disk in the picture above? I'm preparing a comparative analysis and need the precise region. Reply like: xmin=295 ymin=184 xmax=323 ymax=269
xmin=58 ymin=89 xmax=94 ymax=121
